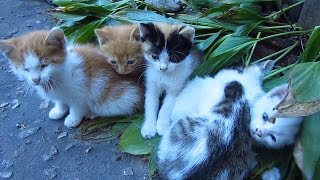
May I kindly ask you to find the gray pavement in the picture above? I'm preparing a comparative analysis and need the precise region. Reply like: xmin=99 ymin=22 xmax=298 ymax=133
xmin=0 ymin=0 xmax=148 ymax=179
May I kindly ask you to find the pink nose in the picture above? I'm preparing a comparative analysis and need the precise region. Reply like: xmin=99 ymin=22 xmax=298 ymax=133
xmin=32 ymin=78 xmax=40 ymax=85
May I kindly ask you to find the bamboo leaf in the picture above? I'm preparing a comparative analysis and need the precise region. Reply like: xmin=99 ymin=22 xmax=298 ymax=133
xmin=113 ymin=9 xmax=178 ymax=23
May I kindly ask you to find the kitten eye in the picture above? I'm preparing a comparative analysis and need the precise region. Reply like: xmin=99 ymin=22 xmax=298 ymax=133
xmin=23 ymin=68 xmax=29 ymax=72
xmin=270 ymin=134 xmax=277 ymax=142
xmin=109 ymin=60 xmax=117 ymax=64
xmin=40 ymin=64 xmax=48 ymax=70
xmin=127 ymin=60 xmax=135 ymax=65
xmin=262 ymin=112 xmax=268 ymax=121
xmin=150 ymin=54 xmax=159 ymax=60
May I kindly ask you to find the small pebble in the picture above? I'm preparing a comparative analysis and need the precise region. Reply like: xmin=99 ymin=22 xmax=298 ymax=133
xmin=0 ymin=102 xmax=9 ymax=108
xmin=50 ymin=146 xmax=58 ymax=156
xmin=1 ymin=160 xmax=13 ymax=168
xmin=0 ymin=171 xmax=12 ymax=179
xmin=39 ymin=100 xmax=50 ymax=109
xmin=84 ymin=147 xmax=93 ymax=154
xmin=44 ymin=168 xmax=57 ymax=179
xmin=57 ymin=132 xmax=67 ymax=139
xmin=16 ymin=123 xmax=27 ymax=129
xmin=64 ymin=143 xmax=76 ymax=151
xmin=11 ymin=99 xmax=20 ymax=109
xmin=123 ymin=167 xmax=134 ymax=176
xmin=18 ymin=127 xmax=40 ymax=139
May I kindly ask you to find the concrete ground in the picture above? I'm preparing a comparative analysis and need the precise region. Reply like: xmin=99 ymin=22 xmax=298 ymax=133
xmin=0 ymin=0 xmax=148 ymax=179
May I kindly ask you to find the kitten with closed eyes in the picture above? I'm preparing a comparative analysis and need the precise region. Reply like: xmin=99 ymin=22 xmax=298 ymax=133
xmin=250 ymin=83 xmax=303 ymax=149
xmin=0 ymin=28 xmax=143 ymax=128
xmin=157 ymin=60 xmax=275 ymax=180
xmin=139 ymin=22 xmax=203 ymax=138
xmin=95 ymin=24 xmax=145 ymax=76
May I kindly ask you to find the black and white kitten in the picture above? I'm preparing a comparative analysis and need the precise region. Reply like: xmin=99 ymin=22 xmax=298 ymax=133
xmin=139 ymin=23 xmax=202 ymax=138
xmin=157 ymin=60 xmax=275 ymax=179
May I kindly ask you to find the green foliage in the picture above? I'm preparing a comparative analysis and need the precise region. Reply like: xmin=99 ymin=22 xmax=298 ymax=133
xmin=294 ymin=112 xmax=320 ymax=179
xmin=50 ymin=0 xmax=320 ymax=179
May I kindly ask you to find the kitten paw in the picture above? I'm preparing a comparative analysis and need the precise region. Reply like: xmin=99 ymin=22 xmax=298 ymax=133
xmin=141 ymin=121 xmax=157 ymax=139
xmin=49 ymin=106 xmax=68 ymax=120
xmin=64 ymin=115 xmax=82 ymax=128
xmin=156 ymin=119 xmax=170 ymax=136
xmin=262 ymin=167 xmax=281 ymax=180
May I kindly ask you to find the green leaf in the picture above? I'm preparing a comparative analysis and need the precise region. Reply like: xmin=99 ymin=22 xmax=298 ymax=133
xmin=51 ymin=13 xmax=87 ymax=27
xmin=300 ymin=26 xmax=320 ymax=62
xmin=118 ymin=117 xmax=160 ymax=155
xmin=196 ymin=31 xmax=221 ymax=51
xmin=53 ymin=0 xmax=91 ymax=6
xmin=103 ymin=0 xmax=131 ymax=10
xmin=58 ymin=3 xmax=111 ymax=14
xmin=294 ymin=112 xmax=320 ymax=179
xmin=194 ymin=35 xmax=254 ymax=75
xmin=234 ymin=20 xmax=263 ymax=36
xmin=148 ymin=148 xmax=158 ymax=179
xmin=290 ymin=62 xmax=320 ymax=102
xmin=263 ymin=72 xmax=289 ymax=91
xmin=113 ymin=9 xmax=179 ymax=23
xmin=68 ymin=17 xmax=107 ymax=43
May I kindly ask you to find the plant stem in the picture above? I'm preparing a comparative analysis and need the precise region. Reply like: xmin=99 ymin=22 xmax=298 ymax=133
xmin=246 ymin=32 xmax=261 ymax=66
xmin=266 ymin=0 xmax=305 ymax=19
xmin=255 ymin=46 xmax=291 ymax=63
xmin=264 ymin=63 xmax=295 ymax=80
xmin=257 ymin=30 xmax=312 ymax=42
xmin=274 ymin=41 xmax=299 ymax=62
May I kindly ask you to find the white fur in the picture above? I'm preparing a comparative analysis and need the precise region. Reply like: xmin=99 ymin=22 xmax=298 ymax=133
xmin=262 ymin=167 xmax=281 ymax=180
xmin=7 ymin=46 xmax=141 ymax=128
xmin=172 ymin=65 xmax=265 ymax=123
xmin=250 ymin=84 xmax=303 ymax=149
xmin=141 ymin=53 xmax=196 ymax=138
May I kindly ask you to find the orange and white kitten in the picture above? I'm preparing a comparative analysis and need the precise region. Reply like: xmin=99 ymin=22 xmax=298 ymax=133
xmin=0 ymin=28 xmax=143 ymax=128
xmin=95 ymin=24 xmax=145 ymax=76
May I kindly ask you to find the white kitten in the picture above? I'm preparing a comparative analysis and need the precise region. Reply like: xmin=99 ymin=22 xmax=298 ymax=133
xmin=250 ymin=83 xmax=303 ymax=149
xmin=262 ymin=167 xmax=281 ymax=180
xmin=138 ymin=23 xmax=202 ymax=138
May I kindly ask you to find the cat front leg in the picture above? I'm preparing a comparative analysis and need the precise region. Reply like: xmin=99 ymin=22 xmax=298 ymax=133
xmin=157 ymin=93 xmax=176 ymax=136
xmin=141 ymin=83 xmax=160 ymax=139
xmin=64 ymin=105 xmax=87 ymax=128
xmin=49 ymin=100 xmax=68 ymax=120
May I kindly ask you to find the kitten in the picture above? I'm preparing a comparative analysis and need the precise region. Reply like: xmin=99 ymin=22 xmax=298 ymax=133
xmin=250 ymin=83 xmax=303 ymax=149
xmin=157 ymin=60 xmax=275 ymax=180
xmin=261 ymin=167 xmax=281 ymax=180
xmin=139 ymin=22 xmax=203 ymax=138
xmin=95 ymin=24 xmax=145 ymax=76
xmin=0 ymin=28 xmax=143 ymax=128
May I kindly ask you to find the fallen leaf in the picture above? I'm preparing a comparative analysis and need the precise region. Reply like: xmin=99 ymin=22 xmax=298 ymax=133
xmin=84 ymin=147 xmax=93 ymax=154
xmin=57 ymin=132 xmax=67 ymax=139
xmin=11 ymin=99 xmax=20 ymax=109
xmin=0 ymin=102 xmax=9 ymax=108
xmin=17 ymin=127 xmax=41 ymax=139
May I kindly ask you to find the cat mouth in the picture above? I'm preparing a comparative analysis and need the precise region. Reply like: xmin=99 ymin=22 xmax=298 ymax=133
xmin=42 ymin=80 xmax=53 ymax=93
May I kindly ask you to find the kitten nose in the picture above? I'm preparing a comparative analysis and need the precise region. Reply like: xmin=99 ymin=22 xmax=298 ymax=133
xmin=160 ymin=64 xmax=168 ymax=71
xmin=32 ymin=78 xmax=41 ymax=85
xmin=255 ymin=128 xmax=262 ymax=137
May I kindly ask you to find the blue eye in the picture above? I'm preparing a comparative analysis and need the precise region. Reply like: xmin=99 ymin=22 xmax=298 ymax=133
xmin=270 ymin=134 xmax=277 ymax=142
xmin=262 ymin=112 xmax=268 ymax=121
xmin=127 ymin=60 xmax=135 ymax=65
xmin=23 ymin=68 xmax=29 ymax=72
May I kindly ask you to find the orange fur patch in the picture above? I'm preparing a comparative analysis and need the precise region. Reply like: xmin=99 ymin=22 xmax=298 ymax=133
xmin=95 ymin=24 xmax=145 ymax=75
xmin=1 ymin=30 xmax=66 ymax=68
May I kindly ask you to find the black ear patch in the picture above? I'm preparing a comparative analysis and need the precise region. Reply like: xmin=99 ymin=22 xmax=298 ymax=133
xmin=167 ymin=28 xmax=192 ymax=63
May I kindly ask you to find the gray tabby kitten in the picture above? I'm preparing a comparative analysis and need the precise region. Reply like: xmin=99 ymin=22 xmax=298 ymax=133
xmin=157 ymin=60 xmax=275 ymax=180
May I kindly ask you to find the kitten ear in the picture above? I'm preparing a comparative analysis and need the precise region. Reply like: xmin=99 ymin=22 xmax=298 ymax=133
xmin=138 ymin=23 xmax=154 ymax=38
xmin=0 ymin=40 xmax=15 ymax=56
xmin=44 ymin=28 xmax=66 ymax=49
xmin=258 ymin=60 xmax=275 ymax=74
xmin=267 ymin=83 xmax=288 ymax=101
xmin=179 ymin=26 xmax=195 ymax=41
xmin=129 ymin=26 xmax=140 ymax=41
xmin=95 ymin=28 xmax=109 ymax=45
